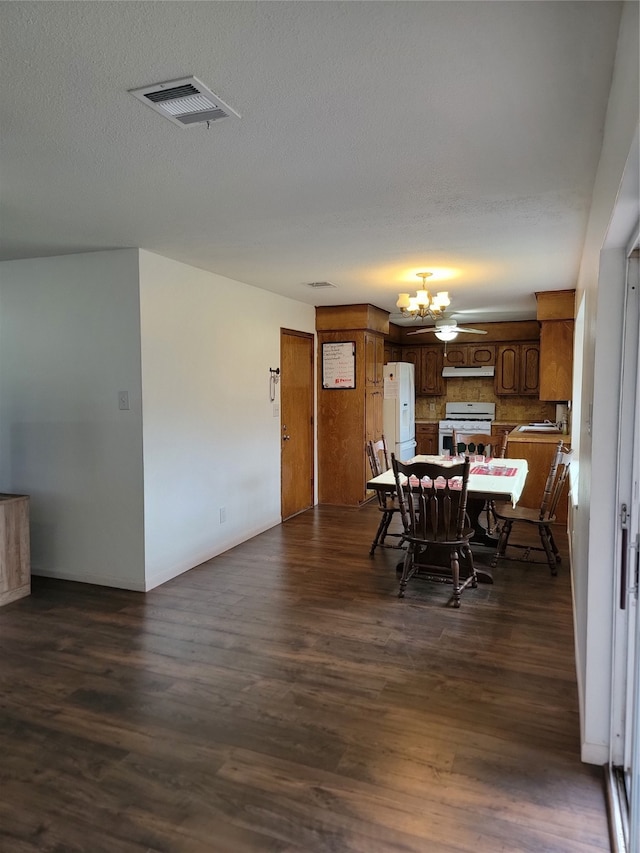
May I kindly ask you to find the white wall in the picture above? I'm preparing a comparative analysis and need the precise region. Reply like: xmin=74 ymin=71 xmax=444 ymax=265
xmin=138 ymin=250 xmax=316 ymax=591
xmin=0 ymin=250 xmax=146 ymax=590
xmin=572 ymin=0 xmax=639 ymax=763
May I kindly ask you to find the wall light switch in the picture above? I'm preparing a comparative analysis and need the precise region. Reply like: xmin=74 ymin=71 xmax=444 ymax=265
xmin=273 ymin=403 xmax=280 ymax=418
xmin=118 ymin=391 xmax=130 ymax=411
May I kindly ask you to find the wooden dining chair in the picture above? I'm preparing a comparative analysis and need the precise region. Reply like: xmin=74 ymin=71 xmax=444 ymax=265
xmin=366 ymin=437 xmax=403 ymax=556
xmin=490 ymin=440 xmax=573 ymax=575
xmin=452 ymin=430 xmax=508 ymax=459
xmin=453 ymin=430 xmax=509 ymax=533
xmin=391 ymin=453 xmax=477 ymax=607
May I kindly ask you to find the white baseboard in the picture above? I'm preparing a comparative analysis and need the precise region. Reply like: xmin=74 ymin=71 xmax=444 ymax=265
xmin=582 ymin=741 xmax=609 ymax=765
xmin=143 ymin=519 xmax=281 ymax=591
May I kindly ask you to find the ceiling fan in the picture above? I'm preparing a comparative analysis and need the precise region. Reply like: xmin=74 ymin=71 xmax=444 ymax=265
xmin=406 ymin=317 xmax=488 ymax=340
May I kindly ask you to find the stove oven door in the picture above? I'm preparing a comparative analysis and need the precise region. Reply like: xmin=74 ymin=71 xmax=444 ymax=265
xmin=438 ymin=423 xmax=454 ymax=456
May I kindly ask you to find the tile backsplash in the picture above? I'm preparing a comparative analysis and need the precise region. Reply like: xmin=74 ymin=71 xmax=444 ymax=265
xmin=414 ymin=377 xmax=557 ymax=423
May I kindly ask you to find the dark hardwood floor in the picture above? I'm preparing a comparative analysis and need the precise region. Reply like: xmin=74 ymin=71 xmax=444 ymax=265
xmin=0 ymin=504 xmax=610 ymax=852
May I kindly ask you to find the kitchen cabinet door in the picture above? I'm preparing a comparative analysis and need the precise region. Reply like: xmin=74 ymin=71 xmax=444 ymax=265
xmin=420 ymin=348 xmax=444 ymax=395
xmin=442 ymin=345 xmax=466 ymax=366
xmin=520 ymin=343 xmax=540 ymax=396
xmin=401 ymin=347 xmax=421 ymax=389
xmin=365 ymin=332 xmax=384 ymax=387
xmin=384 ymin=343 xmax=403 ymax=365
xmin=468 ymin=344 xmax=496 ymax=365
xmin=539 ymin=321 xmax=573 ymax=400
xmin=495 ymin=345 xmax=519 ymax=395
xmin=416 ymin=423 xmax=438 ymax=455
xmin=365 ymin=387 xmax=383 ymax=444
xmin=495 ymin=343 xmax=539 ymax=396
xmin=444 ymin=343 xmax=495 ymax=366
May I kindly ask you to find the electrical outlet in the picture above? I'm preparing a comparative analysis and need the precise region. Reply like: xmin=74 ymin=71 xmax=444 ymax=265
xmin=118 ymin=391 xmax=130 ymax=411
xmin=219 ymin=506 xmax=226 ymax=523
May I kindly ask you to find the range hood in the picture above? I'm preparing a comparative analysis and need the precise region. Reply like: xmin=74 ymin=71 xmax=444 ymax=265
xmin=442 ymin=365 xmax=495 ymax=378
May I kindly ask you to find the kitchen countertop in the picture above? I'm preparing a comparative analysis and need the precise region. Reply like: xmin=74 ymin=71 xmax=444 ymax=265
xmin=507 ymin=425 xmax=570 ymax=444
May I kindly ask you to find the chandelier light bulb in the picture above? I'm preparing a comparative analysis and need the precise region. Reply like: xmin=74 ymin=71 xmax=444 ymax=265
xmin=395 ymin=270 xmax=450 ymax=323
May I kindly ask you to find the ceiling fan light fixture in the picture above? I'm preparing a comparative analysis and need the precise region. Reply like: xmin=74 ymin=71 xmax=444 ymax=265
xmin=435 ymin=329 xmax=458 ymax=342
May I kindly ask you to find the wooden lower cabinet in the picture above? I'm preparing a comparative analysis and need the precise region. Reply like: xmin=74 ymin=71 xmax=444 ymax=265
xmin=0 ymin=494 xmax=30 ymax=606
xmin=416 ymin=423 xmax=438 ymax=455
xmin=505 ymin=432 xmax=570 ymax=523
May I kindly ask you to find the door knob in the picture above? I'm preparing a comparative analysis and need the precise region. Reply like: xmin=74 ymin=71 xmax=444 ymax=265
xmin=282 ymin=434 xmax=290 ymax=441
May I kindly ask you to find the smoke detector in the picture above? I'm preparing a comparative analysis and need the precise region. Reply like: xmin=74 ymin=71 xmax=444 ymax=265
xmin=128 ymin=76 xmax=240 ymax=127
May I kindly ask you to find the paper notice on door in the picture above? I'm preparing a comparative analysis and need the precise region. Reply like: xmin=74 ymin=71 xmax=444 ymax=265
xmin=384 ymin=375 xmax=399 ymax=398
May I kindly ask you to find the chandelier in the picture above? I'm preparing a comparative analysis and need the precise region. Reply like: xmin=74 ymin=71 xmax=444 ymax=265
xmin=396 ymin=273 xmax=450 ymax=321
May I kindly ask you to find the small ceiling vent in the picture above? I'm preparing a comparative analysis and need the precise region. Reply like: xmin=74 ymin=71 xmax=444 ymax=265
xmin=128 ymin=76 xmax=240 ymax=127
xmin=304 ymin=281 xmax=337 ymax=289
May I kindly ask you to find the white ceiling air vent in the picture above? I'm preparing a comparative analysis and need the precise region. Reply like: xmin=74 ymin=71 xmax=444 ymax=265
xmin=128 ymin=76 xmax=240 ymax=127
xmin=304 ymin=281 xmax=337 ymax=289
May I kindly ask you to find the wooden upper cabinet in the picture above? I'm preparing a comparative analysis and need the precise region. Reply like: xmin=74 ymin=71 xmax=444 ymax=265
xmin=401 ymin=346 xmax=421 ymax=387
xmin=395 ymin=345 xmax=443 ymax=395
xmin=469 ymin=344 xmax=496 ymax=366
xmin=443 ymin=343 xmax=495 ymax=367
xmin=539 ymin=320 xmax=574 ymax=400
xmin=536 ymin=290 xmax=575 ymax=401
xmin=419 ymin=348 xmax=444 ymax=396
xmin=495 ymin=345 xmax=519 ymax=395
xmin=520 ymin=343 xmax=540 ymax=396
xmin=384 ymin=343 xmax=402 ymax=364
xmin=495 ymin=343 xmax=539 ymax=396
xmin=365 ymin=332 xmax=384 ymax=386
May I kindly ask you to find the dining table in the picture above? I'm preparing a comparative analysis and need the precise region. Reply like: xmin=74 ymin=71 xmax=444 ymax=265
xmin=366 ymin=454 xmax=529 ymax=583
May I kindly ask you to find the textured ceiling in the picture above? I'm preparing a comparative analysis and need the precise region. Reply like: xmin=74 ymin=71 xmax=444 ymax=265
xmin=0 ymin=1 xmax=623 ymax=323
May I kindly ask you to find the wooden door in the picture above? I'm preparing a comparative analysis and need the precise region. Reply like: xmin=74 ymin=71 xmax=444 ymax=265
xmin=281 ymin=329 xmax=314 ymax=521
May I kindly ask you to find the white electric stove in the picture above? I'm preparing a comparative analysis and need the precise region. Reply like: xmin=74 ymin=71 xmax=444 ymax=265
xmin=438 ymin=401 xmax=496 ymax=455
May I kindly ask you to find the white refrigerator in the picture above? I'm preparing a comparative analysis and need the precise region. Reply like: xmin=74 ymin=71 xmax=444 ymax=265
xmin=383 ymin=362 xmax=416 ymax=461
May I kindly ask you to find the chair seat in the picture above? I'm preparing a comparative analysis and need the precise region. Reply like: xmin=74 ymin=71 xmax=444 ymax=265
xmin=494 ymin=505 xmax=552 ymax=525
